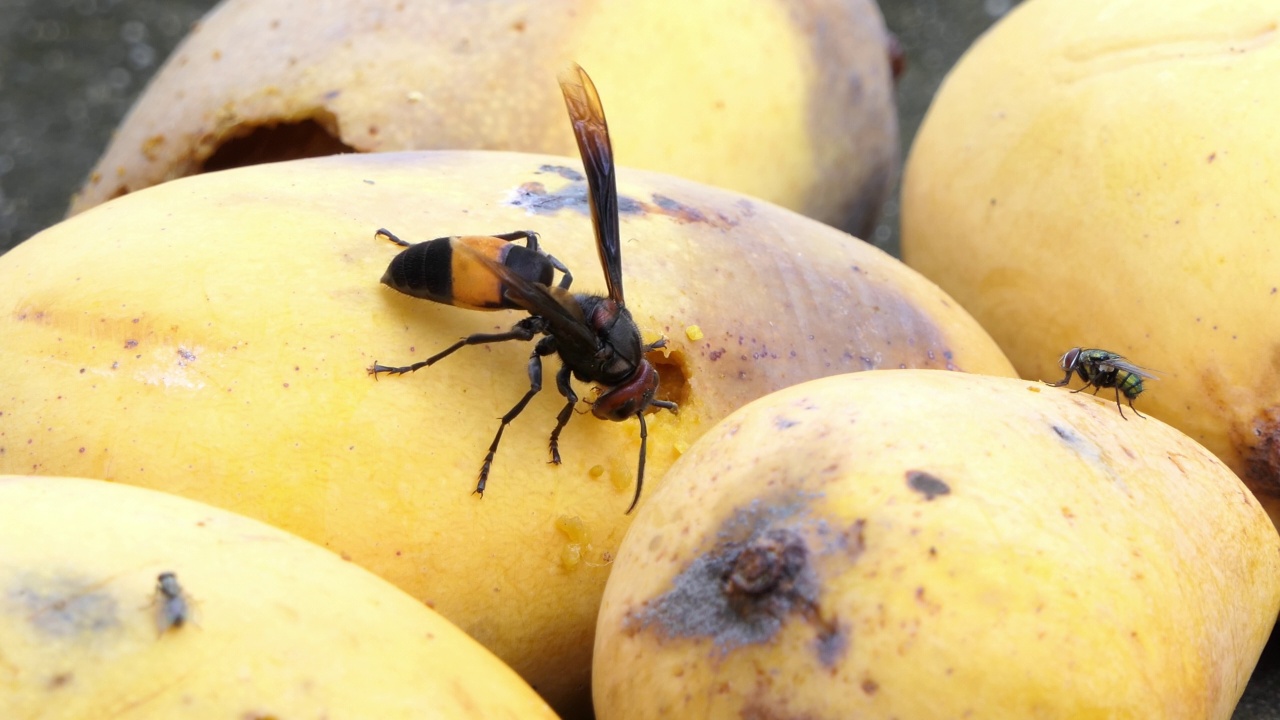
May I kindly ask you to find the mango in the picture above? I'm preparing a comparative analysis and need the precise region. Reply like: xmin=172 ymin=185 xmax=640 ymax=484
xmin=901 ymin=0 xmax=1280 ymax=524
xmin=70 ymin=0 xmax=898 ymax=236
xmin=1 ymin=151 xmax=1013 ymax=715
xmin=594 ymin=370 xmax=1280 ymax=719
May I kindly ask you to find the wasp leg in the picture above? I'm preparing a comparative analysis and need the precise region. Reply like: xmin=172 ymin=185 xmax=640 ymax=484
xmin=492 ymin=230 xmax=540 ymax=246
xmin=550 ymin=255 xmax=573 ymax=290
xmin=476 ymin=336 xmax=558 ymax=497
xmin=548 ymin=364 xmax=578 ymax=465
xmin=369 ymin=316 xmax=545 ymax=377
xmin=490 ymin=230 xmax=573 ymax=289
xmin=374 ymin=228 xmax=412 ymax=247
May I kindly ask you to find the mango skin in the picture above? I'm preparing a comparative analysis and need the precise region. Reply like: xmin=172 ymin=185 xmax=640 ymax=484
xmin=0 ymin=475 xmax=559 ymax=720
xmin=900 ymin=0 xmax=1280 ymax=524
xmin=70 ymin=0 xmax=897 ymax=236
xmin=593 ymin=370 xmax=1280 ymax=720
xmin=0 ymin=151 xmax=1012 ymax=716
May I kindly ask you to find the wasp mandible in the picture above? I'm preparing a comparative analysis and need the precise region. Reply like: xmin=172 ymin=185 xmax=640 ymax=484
xmin=370 ymin=64 xmax=677 ymax=513
xmin=1047 ymin=347 xmax=1157 ymax=419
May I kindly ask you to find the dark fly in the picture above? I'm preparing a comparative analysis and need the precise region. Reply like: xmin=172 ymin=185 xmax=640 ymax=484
xmin=1048 ymin=347 xmax=1157 ymax=419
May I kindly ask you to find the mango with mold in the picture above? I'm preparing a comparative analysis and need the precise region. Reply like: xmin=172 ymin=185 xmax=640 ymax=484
xmin=0 ymin=151 xmax=1013 ymax=716
xmin=593 ymin=371 xmax=1280 ymax=719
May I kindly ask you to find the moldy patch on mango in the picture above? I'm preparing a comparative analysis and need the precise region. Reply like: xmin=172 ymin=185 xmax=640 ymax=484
xmin=623 ymin=493 xmax=855 ymax=667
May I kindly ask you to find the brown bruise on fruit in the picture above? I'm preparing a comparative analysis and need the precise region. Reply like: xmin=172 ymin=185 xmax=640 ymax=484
xmin=1243 ymin=409 xmax=1280 ymax=499
xmin=76 ymin=105 xmax=356 ymax=210
xmin=785 ymin=0 xmax=898 ymax=237
xmin=622 ymin=492 xmax=856 ymax=669
xmin=199 ymin=115 xmax=356 ymax=173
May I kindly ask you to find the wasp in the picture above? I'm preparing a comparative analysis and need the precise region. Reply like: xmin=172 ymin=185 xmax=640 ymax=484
xmin=370 ymin=64 xmax=677 ymax=513
xmin=1048 ymin=347 xmax=1156 ymax=419
xmin=152 ymin=571 xmax=190 ymax=634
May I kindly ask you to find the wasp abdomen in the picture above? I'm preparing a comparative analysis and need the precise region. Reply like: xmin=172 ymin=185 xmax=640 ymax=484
xmin=382 ymin=235 xmax=554 ymax=311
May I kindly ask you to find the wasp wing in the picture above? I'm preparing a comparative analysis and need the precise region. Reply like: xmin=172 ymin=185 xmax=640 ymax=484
xmin=559 ymin=63 xmax=625 ymax=308
xmin=1106 ymin=357 xmax=1159 ymax=380
xmin=453 ymin=243 xmax=601 ymax=360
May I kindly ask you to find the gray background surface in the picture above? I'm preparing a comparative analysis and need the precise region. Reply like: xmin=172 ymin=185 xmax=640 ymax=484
xmin=0 ymin=1 xmax=1276 ymax=714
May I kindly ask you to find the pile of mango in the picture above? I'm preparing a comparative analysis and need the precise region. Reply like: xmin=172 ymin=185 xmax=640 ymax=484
xmin=2 ymin=0 xmax=1277 ymax=718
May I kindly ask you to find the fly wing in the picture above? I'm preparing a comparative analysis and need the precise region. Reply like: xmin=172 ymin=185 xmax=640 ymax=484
xmin=1108 ymin=357 xmax=1159 ymax=380
xmin=559 ymin=63 xmax=625 ymax=307
xmin=453 ymin=243 xmax=601 ymax=359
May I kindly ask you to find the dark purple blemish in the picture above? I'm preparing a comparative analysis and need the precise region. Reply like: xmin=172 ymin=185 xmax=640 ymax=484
xmin=507 ymin=179 xmax=643 ymax=216
xmin=652 ymin=194 xmax=707 ymax=223
xmin=775 ymin=416 xmax=799 ymax=430
xmin=906 ymin=470 xmax=950 ymax=500
xmin=536 ymin=164 xmax=584 ymax=182
xmin=709 ymin=348 xmax=725 ymax=361
xmin=124 ymin=339 xmax=138 ymax=349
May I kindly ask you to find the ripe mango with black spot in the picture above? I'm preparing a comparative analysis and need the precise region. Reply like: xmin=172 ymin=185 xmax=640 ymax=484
xmin=69 ymin=0 xmax=897 ymax=237
xmin=901 ymin=0 xmax=1280 ymax=525
xmin=0 ymin=151 xmax=1012 ymax=717
xmin=594 ymin=371 xmax=1280 ymax=719
xmin=0 ymin=475 xmax=559 ymax=720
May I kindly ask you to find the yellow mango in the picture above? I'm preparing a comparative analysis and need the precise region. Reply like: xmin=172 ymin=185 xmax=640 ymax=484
xmin=1 ymin=151 xmax=1013 ymax=715
xmin=594 ymin=371 xmax=1280 ymax=719
xmin=901 ymin=0 xmax=1280 ymax=524
xmin=70 ymin=0 xmax=897 ymax=236
xmin=0 ymin=475 xmax=558 ymax=719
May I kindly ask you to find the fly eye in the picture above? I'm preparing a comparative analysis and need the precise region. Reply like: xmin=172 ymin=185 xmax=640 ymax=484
xmin=1060 ymin=348 xmax=1081 ymax=369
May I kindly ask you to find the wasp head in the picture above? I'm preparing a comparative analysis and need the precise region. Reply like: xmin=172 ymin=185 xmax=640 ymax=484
xmin=593 ymin=361 xmax=660 ymax=422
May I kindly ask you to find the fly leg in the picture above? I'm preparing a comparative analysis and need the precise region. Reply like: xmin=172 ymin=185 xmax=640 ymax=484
xmin=1047 ymin=371 xmax=1073 ymax=388
xmin=369 ymin=316 xmax=545 ymax=377
xmin=1115 ymin=388 xmax=1145 ymax=420
xmin=475 ymin=336 xmax=558 ymax=497
xmin=548 ymin=365 xmax=577 ymax=465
